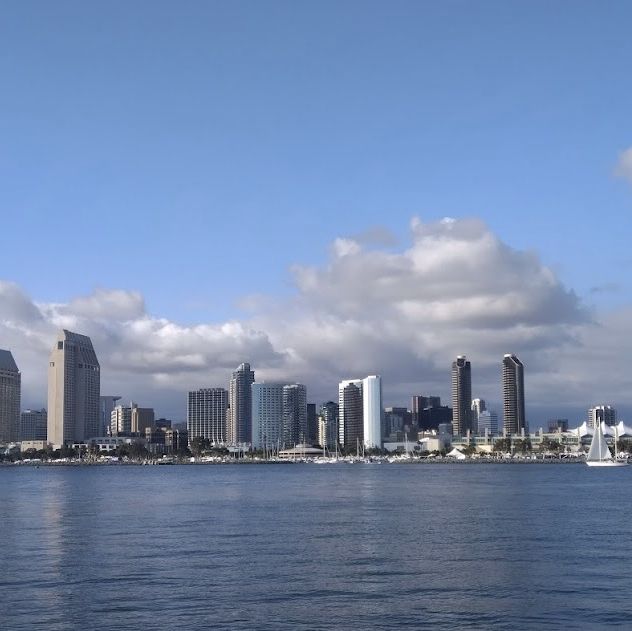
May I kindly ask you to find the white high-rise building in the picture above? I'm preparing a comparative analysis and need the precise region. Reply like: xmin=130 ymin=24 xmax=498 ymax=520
xmin=588 ymin=405 xmax=616 ymax=429
xmin=48 ymin=330 xmax=100 ymax=447
xmin=338 ymin=375 xmax=383 ymax=450
xmin=471 ymin=398 xmax=486 ymax=430
xmin=0 ymin=349 xmax=21 ymax=443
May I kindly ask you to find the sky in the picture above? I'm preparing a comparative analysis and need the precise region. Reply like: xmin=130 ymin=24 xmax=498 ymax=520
xmin=1 ymin=1 xmax=632 ymax=424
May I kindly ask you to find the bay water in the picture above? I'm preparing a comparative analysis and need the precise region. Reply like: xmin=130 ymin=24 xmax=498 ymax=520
xmin=1 ymin=463 xmax=631 ymax=630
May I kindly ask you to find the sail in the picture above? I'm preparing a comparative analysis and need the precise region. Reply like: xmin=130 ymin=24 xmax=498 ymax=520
xmin=587 ymin=422 xmax=612 ymax=462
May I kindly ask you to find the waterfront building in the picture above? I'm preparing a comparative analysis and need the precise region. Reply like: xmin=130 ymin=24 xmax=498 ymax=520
xmin=282 ymin=384 xmax=308 ymax=446
xmin=48 ymin=330 xmax=100 ymax=447
xmin=383 ymin=407 xmax=414 ymax=439
xmin=251 ymin=383 xmax=284 ymax=450
xmin=548 ymin=418 xmax=569 ymax=433
xmin=318 ymin=401 xmax=339 ymax=450
xmin=338 ymin=375 xmax=383 ymax=450
xmin=339 ymin=380 xmax=363 ymax=450
xmin=471 ymin=398 xmax=486 ymax=430
xmin=100 ymin=396 xmax=121 ymax=436
xmin=187 ymin=388 xmax=228 ymax=444
xmin=110 ymin=405 xmax=132 ymax=434
xmin=306 ymin=403 xmax=318 ymax=444
xmin=477 ymin=410 xmax=499 ymax=435
xmin=411 ymin=395 xmax=440 ymax=426
xmin=20 ymin=409 xmax=47 ymax=441
xmin=0 ymin=349 xmax=21 ymax=443
xmin=419 ymin=405 xmax=453 ymax=431
xmin=131 ymin=404 xmax=154 ymax=433
xmin=502 ymin=354 xmax=527 ymax=434
xmin=587 ymin=405 xmax=616 ymax=429
xmin=451 ymin=356 xmax=472 ymax=435
xmin=228 ymin=363 xmax=255 ymax=444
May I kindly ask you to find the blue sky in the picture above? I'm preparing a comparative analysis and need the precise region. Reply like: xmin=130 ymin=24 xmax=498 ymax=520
xmin=2 ymin=1 xmax=632 ymax=419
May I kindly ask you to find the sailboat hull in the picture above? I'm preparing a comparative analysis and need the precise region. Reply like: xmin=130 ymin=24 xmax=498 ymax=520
xmin=585 ymin=460 xmax=629 ymax=467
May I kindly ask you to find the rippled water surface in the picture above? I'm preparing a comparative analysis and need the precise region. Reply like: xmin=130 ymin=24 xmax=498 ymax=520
xmin=1 ymin=463 xmax=632 ymax=630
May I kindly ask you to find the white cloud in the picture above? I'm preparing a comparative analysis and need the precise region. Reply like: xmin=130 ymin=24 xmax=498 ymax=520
xmin=1 ymin=218 xmax=629 ymax=424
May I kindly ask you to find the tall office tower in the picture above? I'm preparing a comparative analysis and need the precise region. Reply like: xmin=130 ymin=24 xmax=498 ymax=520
xmin=187 ymin=388 xmax=228 ymax=444
xmin=419 ymin=405 xmax=453 ymax=431
xmin=282 ymin=384 xmax=307 ymax=446
xmin=306 ymin=403 xmax=318 ymax=444
xmin=362 ymin=376 xmax=382 ymax=448
xmin=20 ymin=409 xmax=47 ymax=441
xmin=251 ymin=383 xmax=284 ymax=450
xmin=451 ymin=356 xmax=472 ymax=435
xmin=477 ymin=410 xmax=499 ymax=435
xmin=100 ymin=396 xmax=121 ymax=436
xmin=338 ymin=376 xmax=383 ymax=450
xmin=110 ymin=405 xmax=132 ymax=434
xmin=339 ymin=380 xmax=363 ymax=450
xmin=471 ymin=398 xmax=486 ymax=420
xmin=587 ymin=405 xmax=616 ymax=428
xmin=502 ymin=354 xmax=526 ymax=434
xmin=411 ymin=396 xmax=425 ymax=427
xmin=48 ymin=330 xmax=100 ymax=447
xmin=0 ymin=349 xmax=21 ymax=443
xmin=318 ymin=401 xmax=339 ymax=449
xmin=228 ymin=363 xmax=255 ymax=444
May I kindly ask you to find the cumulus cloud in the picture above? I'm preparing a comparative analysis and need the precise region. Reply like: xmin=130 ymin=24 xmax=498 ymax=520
xmin=1 ymin=218 xmax=629 ymax=423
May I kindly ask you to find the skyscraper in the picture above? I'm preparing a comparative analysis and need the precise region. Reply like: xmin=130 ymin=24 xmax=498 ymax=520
xmin=502 ymin=354 xmax=526 ymax=434
xmin=48 ymin=330 xmax=100 ymax=447
xmin=0 ymin=349 xmax=21 ymax=443
xmin=451 ymin=356 xmax=472 ymax=435
xmin=306 ymin=403 xmax=318 ymax=444
xmin=282 ymin=384 xmax=307 ymax=446
xmin=477 ymin=410 xmax=499 ymax=435
xmin=187 ymin=388 xmax=228 ymax=443
xmin=251 ymin=383 xmax=284 ymax=450
xmin=338 ymin=375 xmax=383 ymax=450
xmin=339 ymin=380 xmax=363 ymax=451
xmin=471 ymin=398 xmax=486 ymax=433
xmin=318 ymin=401 xmax=339 ymax=450
xmin=228 ymin=362 xmax=255 ymax=445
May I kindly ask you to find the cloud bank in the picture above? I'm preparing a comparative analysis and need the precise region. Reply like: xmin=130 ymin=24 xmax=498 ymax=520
xmin=1 ymin=217 xmax=628 ymax=424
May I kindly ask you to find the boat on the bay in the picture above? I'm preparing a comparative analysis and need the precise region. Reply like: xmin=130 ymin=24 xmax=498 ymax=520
xmin=586 ymin=420 xmax=628 ymax=467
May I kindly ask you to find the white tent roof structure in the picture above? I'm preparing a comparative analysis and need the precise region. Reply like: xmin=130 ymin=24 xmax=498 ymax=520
xmin=570 ymin=421 xmax=632 ymax=438
xmin=447 ymin=447 xmax=466 ymax=460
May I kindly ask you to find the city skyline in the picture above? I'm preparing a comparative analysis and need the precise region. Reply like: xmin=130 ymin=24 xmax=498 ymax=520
xmin=2 ymin=4 xmax=632 ymax=422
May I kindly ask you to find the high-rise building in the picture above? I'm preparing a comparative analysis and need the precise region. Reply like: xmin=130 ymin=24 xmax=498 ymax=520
xmin=0 ymin=349 xmax=21 ymax=443
xmin=411 ymin=395 xmax=441 ymax=426
xmin=20 ymin=409 xmax=47 ymax=441
xmin=451 ymin=356 xmax=472 ymax=436
xmin=188 ymin=388 xmax=228 ymax=444
xmin=419 ymin=405 xmax=453 ymax=431
xmin=339 ymin=380 xmax=363 ymax=450
xmin=587 ymin=405 xmax=616 ymax=429
xmin=318 ymin=401 xmax=339 ymax=449
xmin=502 ymin=354 xmax=526 ymax=434
xmin=282 ymin=384 xmax=307 ymax=446
xmin=338 ymin=376 xmax=383 ymax=450
xmin=548 ymin=418 xmax=569 ymax=433
xmin=228 ymin=363 xmax=255 ymax=445
xmin=131 ymin=403 xmax=154 ymax=433
xmin=110 ymin=405 xmax=132 ymax=434
xmin=48 ymin=330 xmax=100 ymax=447
xmin=306 ymin=403 xmax=318 ymax=444
xmin=471 ymin=398 xmax=486 ymax=429
xmin=477 ymin=410 xmax=499 ymax=435
xmin=100 ymin=396 xmax=121 ymax=436
xmin=251 ymin=383 xmax=284 ymax=450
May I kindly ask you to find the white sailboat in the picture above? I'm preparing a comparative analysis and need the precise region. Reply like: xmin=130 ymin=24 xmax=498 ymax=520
xmin=585 ymin=420 xmax=628 ymax=467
